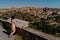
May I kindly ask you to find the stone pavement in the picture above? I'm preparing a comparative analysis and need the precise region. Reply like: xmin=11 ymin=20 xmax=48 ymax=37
xmin=0 ymin=23 xmax=15 ymax=40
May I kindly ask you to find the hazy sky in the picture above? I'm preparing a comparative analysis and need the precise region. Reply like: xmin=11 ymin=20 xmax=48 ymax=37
xmin=0 ymin=0 xmax=60 ymax=8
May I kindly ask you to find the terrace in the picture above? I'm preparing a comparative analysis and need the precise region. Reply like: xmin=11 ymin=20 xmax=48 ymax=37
xmin=0 ymin=18 xmax=60 ymax=40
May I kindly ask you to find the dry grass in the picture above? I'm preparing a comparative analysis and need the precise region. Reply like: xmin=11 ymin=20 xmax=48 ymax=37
xmin=14 ymin=34 xmax=22 ymax=40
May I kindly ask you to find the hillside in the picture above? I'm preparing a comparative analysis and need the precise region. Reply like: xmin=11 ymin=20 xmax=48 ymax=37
xmin=0 ymin=7 xmax=60 ymax=37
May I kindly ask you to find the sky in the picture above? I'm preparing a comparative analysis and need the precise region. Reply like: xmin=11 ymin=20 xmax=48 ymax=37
xmin=0 ymin=0 xmax=60 ymax=8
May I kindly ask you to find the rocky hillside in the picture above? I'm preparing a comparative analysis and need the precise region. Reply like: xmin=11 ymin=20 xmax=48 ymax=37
xmin=0 ymin=7 xmax=60 ymax=22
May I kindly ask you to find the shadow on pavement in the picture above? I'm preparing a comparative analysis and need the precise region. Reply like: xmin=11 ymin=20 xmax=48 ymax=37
xmin=0 ymin=21 xmax=11 ymax=35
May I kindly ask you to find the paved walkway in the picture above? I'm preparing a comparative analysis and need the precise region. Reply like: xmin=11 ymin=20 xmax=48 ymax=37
xmin=0 ymin=23 xmax=15 ymax=40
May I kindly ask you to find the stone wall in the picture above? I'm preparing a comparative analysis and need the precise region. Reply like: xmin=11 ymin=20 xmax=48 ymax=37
xmin=16 ymin=28 xmax=47 ymax=40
